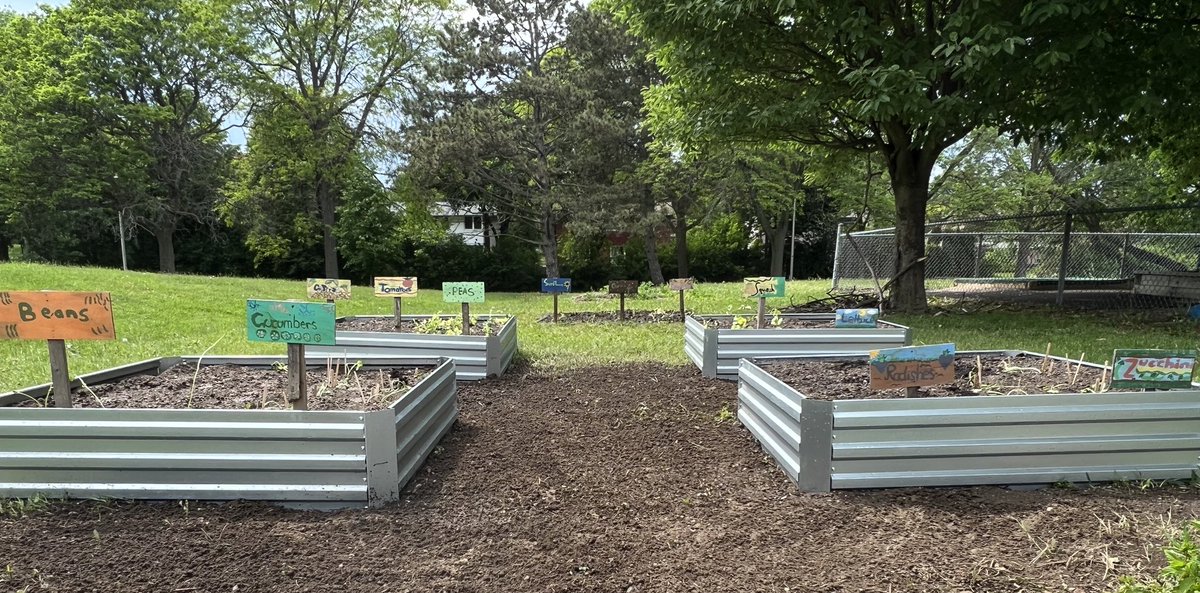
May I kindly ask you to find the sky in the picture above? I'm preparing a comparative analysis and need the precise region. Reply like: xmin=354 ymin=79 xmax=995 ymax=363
xmin=2 ymin=0 xmax=64 ymax=12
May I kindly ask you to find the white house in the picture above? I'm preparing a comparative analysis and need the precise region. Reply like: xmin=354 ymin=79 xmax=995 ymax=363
xmin=431 ymin=202 xmax=497 ymax=247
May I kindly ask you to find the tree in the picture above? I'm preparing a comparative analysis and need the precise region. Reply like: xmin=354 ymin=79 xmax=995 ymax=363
xmin=619 ymin=0 xmax=1197 ymax=311
xmin=235 ymin=0 xmax=443 ymax=278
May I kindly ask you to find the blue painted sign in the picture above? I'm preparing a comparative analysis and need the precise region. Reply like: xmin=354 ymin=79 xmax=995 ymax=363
xmin=541 ymin=278 xmax=572 ymax=293
xmin=868 ymin=343 xmax=956 ymax=390
xmin=835 ymin=308 xmax=879 ymax=328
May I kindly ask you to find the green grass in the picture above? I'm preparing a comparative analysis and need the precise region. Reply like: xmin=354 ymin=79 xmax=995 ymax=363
xmin=1 ymin=262 xmax=1197 ymax=392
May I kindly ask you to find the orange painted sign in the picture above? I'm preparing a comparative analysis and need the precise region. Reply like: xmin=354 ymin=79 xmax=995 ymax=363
xmin=0 ymin=291 xmax=116 ymax=341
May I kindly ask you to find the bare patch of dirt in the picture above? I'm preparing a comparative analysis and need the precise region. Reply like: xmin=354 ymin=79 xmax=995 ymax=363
xmin=1 ymin=364 xmax=1195 ymax=592
xmin=762 ymin=353 xmax=1118 ymax=400
xmin=24 ymin=363 xmax=426 ymax=411
xmin=337 ymin=315 xmax=507 ymax=335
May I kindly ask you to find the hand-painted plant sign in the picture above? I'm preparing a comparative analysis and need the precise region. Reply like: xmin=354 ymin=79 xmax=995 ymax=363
xmin=443 ymin=282 xmax=485 ymax=303
xmin=246 ymin=300 xmax=335 ymax=345
xmin=743 ymin=276 xmax=785 ymax=298
xmin=307 ymin=278 xmax=351 ymax=301
xmin=869 ymin=343 xmax=956 ymax=390
xmin=541 ymin=278 xmax=572 ymax=293
xmin=1111 ymin=349 xmax=1197 ymax=389
xmin=835 ymin=308 xmax=880 ymax=328
xmin=0 ymin=291 xmax=115 ymax=341
xmin=608 ymin=280 xmax=639 ymax=295
xmin=373 ymin=277 xmax=418 ymax=297
xmin=668 ymin=278 xmax=695 ymax=291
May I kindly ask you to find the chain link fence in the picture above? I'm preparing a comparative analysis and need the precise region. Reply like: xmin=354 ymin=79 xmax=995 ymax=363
xmin=832 ymin=210 xmax=1200 ymax=310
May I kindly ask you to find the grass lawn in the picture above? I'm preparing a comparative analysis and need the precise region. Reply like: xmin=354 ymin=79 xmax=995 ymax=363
xmin=1 ymin=261 xmax=1197 ymax=391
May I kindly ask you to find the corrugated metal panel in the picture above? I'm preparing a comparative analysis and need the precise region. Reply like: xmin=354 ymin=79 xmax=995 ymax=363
xmin=310 ymin=315 xmax=516 ymax=381
xmin=683 ymin=316 xmax=707 ymax=371
xmin=689 ymin=314 xmax=910 ymax=380
xmin=0 ymin=356 xmax=459 ymax=508
xmin=739 ymin=351 xmax=1200 ymax=491
xmin=0 ymin=408 xmax=369 ymax=503
xmin=736 ymin=360 xmax=833 ymax=492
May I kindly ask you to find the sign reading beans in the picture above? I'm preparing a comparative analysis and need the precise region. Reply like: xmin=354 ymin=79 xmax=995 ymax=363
xmin=0 ymin=291 xmax=115 ymax=341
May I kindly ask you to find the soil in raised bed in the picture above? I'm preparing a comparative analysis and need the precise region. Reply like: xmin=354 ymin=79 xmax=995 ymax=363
xmin=763 ymin=354 xmax=1118 ymax=400
xmin=28 ymin=363 xmax=426 ymax=411
xmin=336 ymin=316 xmax=508 ymax=335
xmin=2 ymin=363 xmax=1197 ymax=593
xmin=702 ymin=315 xmax=875 ymax=329
xmin=537 ymin=310 xmax=686 ymax=324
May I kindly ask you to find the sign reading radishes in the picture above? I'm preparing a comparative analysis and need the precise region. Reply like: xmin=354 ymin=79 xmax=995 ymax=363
xmin=1111 ymin=349 xmax=1197 ymax=389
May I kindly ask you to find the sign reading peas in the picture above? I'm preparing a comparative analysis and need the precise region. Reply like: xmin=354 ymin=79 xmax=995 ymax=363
xmin=442 ymin=282 xmax=485 ymax=303
xmin=246 ymin=300 xmax=335 ymax=345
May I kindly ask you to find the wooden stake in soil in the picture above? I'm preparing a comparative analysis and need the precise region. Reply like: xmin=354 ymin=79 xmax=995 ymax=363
xmin=553 ymin=293 xmax=559 ymax=323
xmin=393 ymin=297 xmax=403 ymax=329
xmin=608 ymin=281 xmax=638 ymax=321
xmin=47 ymin=339 xmax=72 ymax=408
xmin=287 ymin=343 xmax=307 ymax=410
xmin=372 ymin=277 xmax=419 ymax=329
xmin=905 ymin=386 xmax=920 ymax=398
xmin=756 ymin=297 xmax=767 ymax=329
xmin=620 ymin=293 xmax=626 ymax=320
xmin=668 ymin=278 xmax=694 ymax=322
xmin=461 ymin=302 xmax=471 ymax=336
xmin=540 ymin=278 xmax=571 ymax=323
xmin=442 ymin=282 xmax=485 ymax=335
xmin=0 ymin=291 xmax=118 ymax=409
xmin=1041 ymin=342 xmax=1053 ymax=372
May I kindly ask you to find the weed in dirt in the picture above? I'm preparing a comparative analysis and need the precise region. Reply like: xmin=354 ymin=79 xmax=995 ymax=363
xmin=714 ymin=404 xmax=735 ymax=423
xmin=0 ymin=494 xmax=50 ymax=518
xmin=1116 ymin=519 xmax=1200 ymax=593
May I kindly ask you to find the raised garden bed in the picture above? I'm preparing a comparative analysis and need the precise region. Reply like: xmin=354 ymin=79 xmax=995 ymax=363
xmin=308 ymin=314 xmax=518 ymax=381
xmin=738 ymin=351 xmax=1200 ymax=492
xmin=685 ymin=313 xmax=911 ymax=380
xmin=0 ymin=355 xmax=458 ymax=508
xmin=537 ymin=310 xmax=686 ymax=324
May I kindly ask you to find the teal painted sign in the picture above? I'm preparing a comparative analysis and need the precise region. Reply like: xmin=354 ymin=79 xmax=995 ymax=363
xmin=835 ymin=308 xmax=879 ymax=328
xmin=1111 ymin=349 xmax=1197 ymax=389
xmin=246 ymin=300 xmax=335 ymax=345
xmin=869 ymin=343 xmax=956 ymax=390
xmin=442 ymin=282 xmax=485 ymax=303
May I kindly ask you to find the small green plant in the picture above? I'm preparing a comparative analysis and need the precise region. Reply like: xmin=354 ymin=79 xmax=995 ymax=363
xmin=731 ymin=315 xmax=751 ymax=330
xmin=770 ymin=308 xmax=783 ymax=327
xmin=0 ymin=494 xmax=50 ymax=518
xmin=714 ymin=404 xmax=735 ymax=423
xmin=1116 ymin=520 xmax=1200 ymax=593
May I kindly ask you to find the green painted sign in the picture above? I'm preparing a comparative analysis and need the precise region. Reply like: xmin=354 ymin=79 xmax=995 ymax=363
xmin=744 ymin=276 xmax=785 ymax=298
xmin=1111 ymin=349 xmax=1197 ymax=389
xmin=246 ymin=300 xmax=335 ymax=345
xmin=442 ymin=282 xmax=485 ymax=303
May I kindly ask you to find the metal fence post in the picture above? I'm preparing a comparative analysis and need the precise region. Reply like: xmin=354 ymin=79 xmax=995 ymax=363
xmin=1119 ymin=235 xmax=1131 ymax=277
xmin=831 ymin=222 xmax=844 ymax=289
xmin=973 ymin=233 xmax=985 ymax=277
xmin=1056 ymin=213 xmax=1074 ymax=307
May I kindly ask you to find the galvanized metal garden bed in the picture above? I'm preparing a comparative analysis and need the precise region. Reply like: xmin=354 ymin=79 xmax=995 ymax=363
xmin=310 ymin=314 xmax=518 ymax=381
xmin=0 ymin=355 xmax=458 ymax=509
xmin=738 ymin=351 xmax=1200 ymax=492
xmin=685 ymin=314 xmax=911 ymax=380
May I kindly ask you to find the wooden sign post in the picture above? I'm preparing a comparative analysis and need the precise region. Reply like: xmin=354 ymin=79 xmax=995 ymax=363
xmin=247 ymin=299 xmax=336 ymax=410
xmin=373 ymin=277 xmax=418 ymax=328
xmin=541 ymin=278 xmax=571 ymax=323
xmin=0 ymin=291 xmax=117 ymax=408
xmin=668 ymin=278 xmax=695 ymax=321
xmin=609 ymin=280 xmax=639 ymax=320
xmin=1111 ymin=349 xmax=1198 ymax=389
xmin=835 ymin=308 xmax=880 ymax=328
xmin=307 ymin=278 xmax=351 ymax=305
xmin=743 ymin=276 xmax=785 ymax=329
xmin=869 ymin=343 xmax=956 ymax=398
xmin=443 ymin=282 xmax=485 ymax=335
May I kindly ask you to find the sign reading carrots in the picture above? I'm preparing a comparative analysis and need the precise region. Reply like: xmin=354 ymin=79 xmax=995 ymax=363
xmin=0 ymin=291 xmax=116 ymax=341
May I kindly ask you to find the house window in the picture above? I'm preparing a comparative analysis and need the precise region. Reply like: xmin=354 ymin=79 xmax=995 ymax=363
xmin=463 ymin=215 xmax=484 ymax=230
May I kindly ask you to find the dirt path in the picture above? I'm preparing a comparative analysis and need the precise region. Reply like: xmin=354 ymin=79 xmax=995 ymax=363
xmin=1 ymin=364 xmax=1196 ymax=592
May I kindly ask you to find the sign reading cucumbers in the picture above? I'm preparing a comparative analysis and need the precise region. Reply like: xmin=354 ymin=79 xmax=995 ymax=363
xmin=246 ymin=299 xmax=335 ymax=346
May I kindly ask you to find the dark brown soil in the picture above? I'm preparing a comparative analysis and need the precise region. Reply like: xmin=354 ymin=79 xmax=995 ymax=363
xmin=763 ymin=354 xmax=1118 ymax=400
xmin=703 ymin=316 xmax=855 ymax=329
xmin=30 ymin=363 xmax=426 ymax=411
xmin=1 ymin=364 xmax=1196 ymax=593
xmin=337 ymin=315 xmax=508 ymax=335
xmin=537 ymin=310 xmax=686 ymax=324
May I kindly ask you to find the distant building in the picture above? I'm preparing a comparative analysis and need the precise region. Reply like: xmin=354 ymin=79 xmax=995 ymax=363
xmin=431 ymin=203 xmax=497 ymax=248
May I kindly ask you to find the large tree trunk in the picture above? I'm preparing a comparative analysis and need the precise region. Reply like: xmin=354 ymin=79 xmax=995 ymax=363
xmin=886 ymin=149 xmax=935 ymax=312
xmin=643 ymin=225 xmax=665 ymax=284
xmin=154 ymin=219 xmax=177 ymax=273
xmin=768 ymin=219 xmax=787 ymax=276
xmin=673 ymin=195 xmax=689 ymax=278
xmin=540 ymin=207 xmax=559 ymax=278
xmin=317 ymin=176 xmax=339 ymax=278
xmin=0 ymin=234 xmax=10 ymax=261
